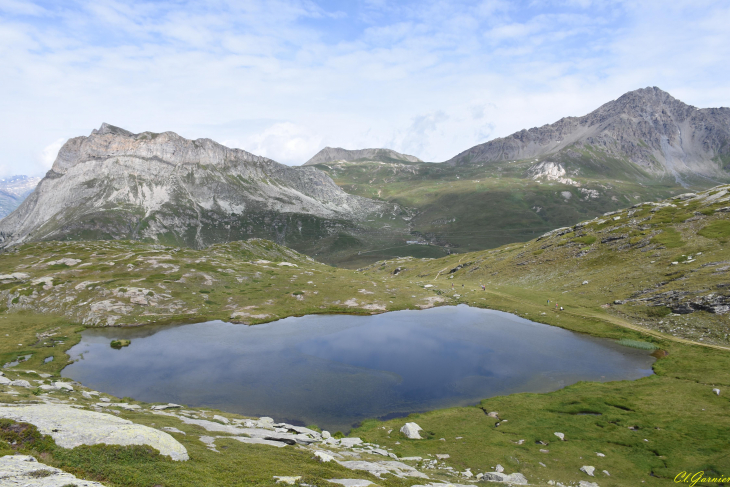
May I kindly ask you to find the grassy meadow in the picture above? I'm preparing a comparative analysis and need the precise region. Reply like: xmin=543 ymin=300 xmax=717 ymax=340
xmin=1 ymin=184 xmax=730 ymax=485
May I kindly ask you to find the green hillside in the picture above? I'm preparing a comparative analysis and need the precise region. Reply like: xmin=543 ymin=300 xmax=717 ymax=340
xmin=311 ymin=151 xmax=707 ymax=267
xmin=1 ymin=184 xmax=729 ymax=485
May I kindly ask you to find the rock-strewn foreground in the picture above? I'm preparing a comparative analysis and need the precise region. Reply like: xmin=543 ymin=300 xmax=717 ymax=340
xmin=0 ymin=374 xmax=533 ymax=486
xmin=1 ymin=184 xmax=729 ymax=485
xmin=0 ymin=123 xmax=405 ymax=256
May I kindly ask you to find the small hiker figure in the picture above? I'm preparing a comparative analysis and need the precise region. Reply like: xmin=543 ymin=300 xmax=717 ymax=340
xmin=451 ymin=283 xmax=454 ymax=290
xmin=555 ymin=303 xmax=558 ymax=310
xmin=481 ymin=284 xmax=486 ymax=291
xmin=547 ymin=299 xmax=550 ymax=305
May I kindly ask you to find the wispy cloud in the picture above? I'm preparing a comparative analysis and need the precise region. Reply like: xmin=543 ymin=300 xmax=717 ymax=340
xmin=0 ymin=0 xmax=728 ymax=176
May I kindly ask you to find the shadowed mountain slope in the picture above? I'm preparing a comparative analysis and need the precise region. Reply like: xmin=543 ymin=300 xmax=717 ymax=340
xmin=446 ymin=87 xmax=730 ymax=185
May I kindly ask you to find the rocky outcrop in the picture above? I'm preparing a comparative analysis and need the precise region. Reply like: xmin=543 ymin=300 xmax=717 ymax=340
xmin=446 ymin=87 xmax=730 ymax=183
xmin=0 ymin=403 xmax=189 ymax=461
xmin=304 ymin=147 xmax=422 ymax=165
xmin=0 ymin=124 xmax=399 ymax=250
xmin=0 ymin=455 xmax=108 ymax=486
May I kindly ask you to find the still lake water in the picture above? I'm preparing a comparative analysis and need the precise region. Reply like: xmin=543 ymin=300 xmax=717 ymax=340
xmin=63 ymin=305 xmax=655 ymax=432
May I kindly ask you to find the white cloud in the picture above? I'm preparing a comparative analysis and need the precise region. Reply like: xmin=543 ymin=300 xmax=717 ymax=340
xmin=39 ymin=137 xmax=68 ymax=170
xmin=239 ymin=122 xmax=323 ymax=165
xmin=0 ymin=0 xmax=728 ymax=175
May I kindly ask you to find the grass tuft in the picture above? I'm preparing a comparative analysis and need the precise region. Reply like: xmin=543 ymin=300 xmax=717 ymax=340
xmin=617 ymin=338 xmax=659 ymax=350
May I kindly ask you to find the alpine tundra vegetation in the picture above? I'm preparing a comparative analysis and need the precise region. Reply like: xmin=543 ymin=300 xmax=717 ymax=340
xmin=1 ymin=183 xmax=729 ymax=485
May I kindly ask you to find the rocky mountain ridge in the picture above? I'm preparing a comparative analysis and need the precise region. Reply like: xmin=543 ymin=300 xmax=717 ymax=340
xmin=0 ymin=124 xmax=402 ymax=255
xmin=446 ymin=87 xmax=730 ymax=184
xmin=304 ymin=147 xmax=422 ymax=165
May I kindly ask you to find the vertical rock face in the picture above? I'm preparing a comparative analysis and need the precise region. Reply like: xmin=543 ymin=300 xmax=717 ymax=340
xmin=0 ymin=124 xmax=397 ymax=250
xmin=446 ymin=87 xmax=730 ymax=182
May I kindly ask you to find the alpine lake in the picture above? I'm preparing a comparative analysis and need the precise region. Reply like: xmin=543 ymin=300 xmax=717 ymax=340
xmin=63 ymin=305 xmax=655 ymax=433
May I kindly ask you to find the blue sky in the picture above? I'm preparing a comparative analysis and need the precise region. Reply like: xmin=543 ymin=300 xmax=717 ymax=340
xmin=1 ymin=0 xmax=729 ymax=176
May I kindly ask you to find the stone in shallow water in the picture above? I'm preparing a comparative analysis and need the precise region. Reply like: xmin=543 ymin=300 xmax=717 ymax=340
xmin=0 ymin=404 xmax=188 ymax=461
xmin=0 ymin=454 xmax=107 ymax=486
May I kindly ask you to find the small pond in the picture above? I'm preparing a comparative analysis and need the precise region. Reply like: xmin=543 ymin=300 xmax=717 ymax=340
xmin=63 ymin=305 xmax=655 ymax=432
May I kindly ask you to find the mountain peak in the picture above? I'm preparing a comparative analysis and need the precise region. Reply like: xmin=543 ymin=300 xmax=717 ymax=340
xmin=444 ymin=87 xmax=730 ymax=184
xmin=91 ymin=123 xmax=135 ymax=137
xmin=304 ymin=147 xmax=422 ymax=166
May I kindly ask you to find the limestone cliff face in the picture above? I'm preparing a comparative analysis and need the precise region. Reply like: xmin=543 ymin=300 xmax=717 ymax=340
xmin=446 ymin=87 xmax=730 ymax=181
xmin=303 ymin=147 xmax=422 ymax=165
xmin=0 ymin=124 xmax=394 ymax=249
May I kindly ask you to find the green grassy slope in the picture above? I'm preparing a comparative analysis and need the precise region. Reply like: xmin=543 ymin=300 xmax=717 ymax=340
xmin=310 ymin=152 xmax=705 ymax=267
xmin=1 ymin=185 xmax=730 ymax=485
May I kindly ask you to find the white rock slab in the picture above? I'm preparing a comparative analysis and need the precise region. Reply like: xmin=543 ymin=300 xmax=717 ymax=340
xmin=0 ymin=454 xmax=107 ymax=486
xmin=54 ymin=382 xmax=73 ymax=391
xmin=337 ymin=460 xmax=429 ymax=479
xmin=274 ymin=476 xmax=301 ymax=484
xmin=167 ymin=414 xmax=316 ymax=445
xmin=162 ymin=427 xmax=185 ymax=435
xmin=400 ymin=422 xmax=423 ymax=439
xmin=0 ymin=404 xmax=188 ymax=461
xmin=150 ymin=403 xmax=181 ymax=410
xmin=411 ymin=483 xmax=474 ymax=487
xmin=315 ymin=450 xmax=335 ymax=462
xmin=328 ymin=480 xmax=374 ymax=487
xmin=228 ymin=436 xmax=288 ymax=448
xmin=482 ymin=472 xmax=529 ymax=484
xmin=580 ymin=465 xmax=595 ymax=477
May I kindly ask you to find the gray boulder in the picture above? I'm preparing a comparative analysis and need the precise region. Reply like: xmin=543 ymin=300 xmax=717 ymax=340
xmin=400 ymin=422 xmax=423 ymax=439
xmin=482 ymin=472 xmax=528 ymax=484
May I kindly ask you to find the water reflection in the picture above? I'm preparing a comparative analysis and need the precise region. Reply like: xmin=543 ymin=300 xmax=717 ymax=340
xmin=63 ymin=305 xmax=654 ymax=432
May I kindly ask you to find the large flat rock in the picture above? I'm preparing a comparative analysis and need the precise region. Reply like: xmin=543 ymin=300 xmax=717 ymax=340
xmin=0 ymin=404 xmax=188 ymax=461
xmin=0 ymin=454 xmax=107 ymax=486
